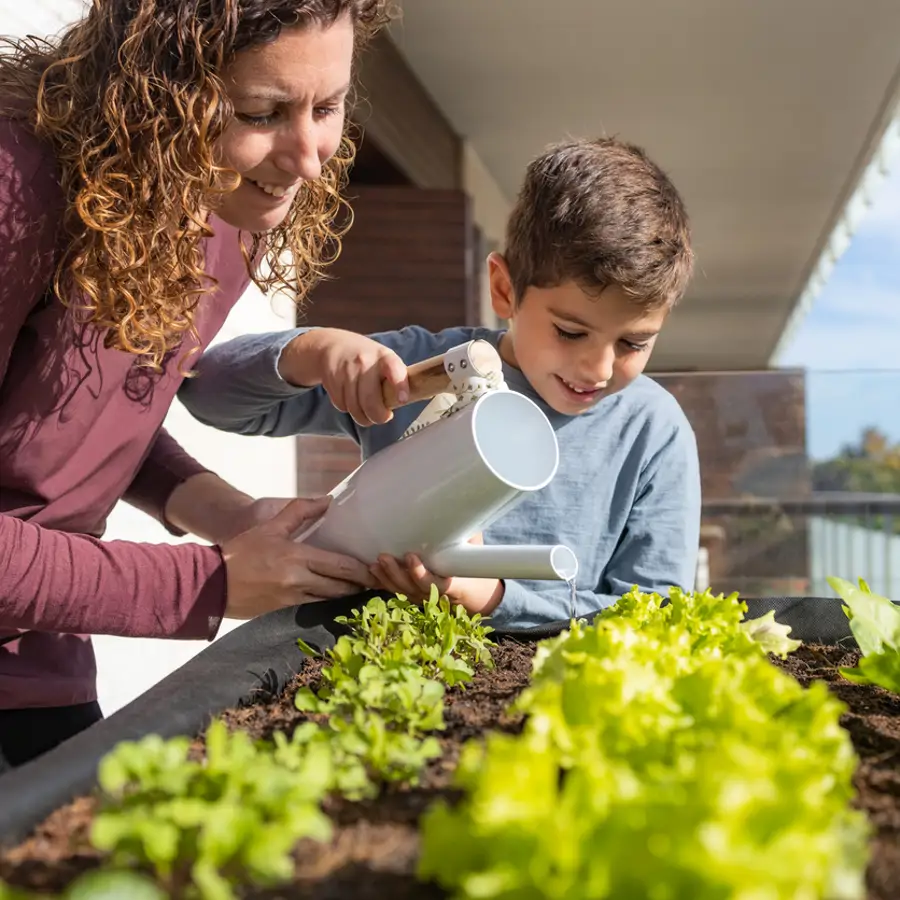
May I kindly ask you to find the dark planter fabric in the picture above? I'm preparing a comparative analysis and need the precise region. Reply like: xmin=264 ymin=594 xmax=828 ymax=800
xmin=0 ymin=593 xmax=867 ymax=845
xmin=0 ymin=595 xmax=365 ymax=847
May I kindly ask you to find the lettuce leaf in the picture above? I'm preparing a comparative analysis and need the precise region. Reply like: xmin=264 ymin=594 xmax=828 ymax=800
xmin=419 ymin=589 xmax=867 ymax=900
xmin=739 ymin=610 xmax=802 ymax=658
xmin=827 ymin=576 xmax=900 ymax=656
xmin=828 ymin=576 xmax=900 ymax=694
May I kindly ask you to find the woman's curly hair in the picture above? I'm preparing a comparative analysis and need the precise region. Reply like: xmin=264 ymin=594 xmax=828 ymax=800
xmin=0 ymin=0 xmax=390 ymax=369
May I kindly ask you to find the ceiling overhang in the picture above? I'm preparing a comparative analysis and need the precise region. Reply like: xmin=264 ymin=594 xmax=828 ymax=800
xmin=383 ymin=0 xmax=900 ymax=370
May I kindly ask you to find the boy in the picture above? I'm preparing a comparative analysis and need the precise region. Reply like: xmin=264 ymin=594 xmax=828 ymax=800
xmin=180 ymin=137 xmax=701 ymax=629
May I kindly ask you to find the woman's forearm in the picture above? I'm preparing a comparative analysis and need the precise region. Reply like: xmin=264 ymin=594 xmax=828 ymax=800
xmin=164 ymin=472 xmax=256 ymax=545
xmin=0 ymin=513 xmax=225 ymax=639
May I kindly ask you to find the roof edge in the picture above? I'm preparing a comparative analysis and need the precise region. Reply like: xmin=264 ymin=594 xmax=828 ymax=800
xmin=769 ymin=69 xmax=900 ymax=366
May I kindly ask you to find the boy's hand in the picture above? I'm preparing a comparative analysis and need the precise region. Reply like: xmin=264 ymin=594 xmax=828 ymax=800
xmin=370 ymin=549 xmax=506 ymax=617
xmin=279 ymin=328 xmax=409 ymax=427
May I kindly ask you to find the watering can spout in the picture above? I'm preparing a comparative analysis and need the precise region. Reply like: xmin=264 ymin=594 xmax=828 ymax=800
xmin=428 ymin=542 xmax=578 ymax=582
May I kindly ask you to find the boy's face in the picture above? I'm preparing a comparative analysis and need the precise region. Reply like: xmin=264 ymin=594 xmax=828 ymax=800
xmin=488 ymin=254 xmax=668 ymax=416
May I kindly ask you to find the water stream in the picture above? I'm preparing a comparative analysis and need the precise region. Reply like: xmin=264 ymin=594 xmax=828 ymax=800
xmin=566 ymin=576 xmax=577 ymax=621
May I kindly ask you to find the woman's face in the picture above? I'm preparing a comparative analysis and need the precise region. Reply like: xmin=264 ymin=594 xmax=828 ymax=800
xmin=215 ymin=15 xmax=354 ymax=232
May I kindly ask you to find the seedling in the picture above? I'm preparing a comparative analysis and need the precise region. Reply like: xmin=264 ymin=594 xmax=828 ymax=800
xmin=0 ymin=870 xmax=165 ymax=899
xmin=90 ymin=722 xmax=332 ymax=900
xmin=294 ymin=588 xmax=495 ymax=789
xmin=311 ymin=586 xmax=496 ymax=686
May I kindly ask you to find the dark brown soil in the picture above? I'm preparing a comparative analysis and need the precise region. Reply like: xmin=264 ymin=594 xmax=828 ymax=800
xmin=770 ymin=645 xmax=900 ymax=900
xmin=1 ymin=640 xmax=899 ymax=899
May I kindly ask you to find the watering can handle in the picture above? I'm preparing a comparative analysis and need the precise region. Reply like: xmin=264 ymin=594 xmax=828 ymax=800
xmin=381 ymin=339 xmax=501 ymax=409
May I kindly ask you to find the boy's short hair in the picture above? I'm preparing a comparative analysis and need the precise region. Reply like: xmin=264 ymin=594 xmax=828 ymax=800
xmin=504 ymin=137 xmax=693 ymax=308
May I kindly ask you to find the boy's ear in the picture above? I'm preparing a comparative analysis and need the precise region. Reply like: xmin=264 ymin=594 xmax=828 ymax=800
xmin=487 ymin=252 xmax=516 ymax=320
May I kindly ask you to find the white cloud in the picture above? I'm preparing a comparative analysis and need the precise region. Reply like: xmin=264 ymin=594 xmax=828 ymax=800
xmin=778 ymin=309 xmax=900 ymax=370
xmin=779 ymin=253 xmax=900 ymax=370
xmin=804 ymin=267 xmax=900 ymax=329
xmin=858 ymin=156 xmax=900 ymax=241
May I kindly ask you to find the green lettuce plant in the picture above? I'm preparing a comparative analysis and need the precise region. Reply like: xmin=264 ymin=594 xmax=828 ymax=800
xmin=0 ymin=870 xmax=166 ymax=900
xmin=89 ymin=721 xmax=332 ymax=900
xmin=309 ymin=588 xmax=496 ymax=687
xmin=828 ymin=576 xmax=900 ymax=693
xmin=418 ymin=588 xmax=867 ymax=900
xmin=294 ymin=587 xmax=496 ymax=792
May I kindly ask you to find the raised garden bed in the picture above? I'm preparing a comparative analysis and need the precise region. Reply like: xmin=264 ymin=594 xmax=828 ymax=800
xmin=0 ymin=639 xmax=534 ymax=899
xmin=774 ymin=646 xmax=900 ymax=900
xmin=1 ymin=591 xmax=899 ymax=899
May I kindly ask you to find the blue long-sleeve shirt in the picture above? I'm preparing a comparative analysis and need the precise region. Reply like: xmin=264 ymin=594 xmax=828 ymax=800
xmin=179 ymin=325 xmax=702 ymax=628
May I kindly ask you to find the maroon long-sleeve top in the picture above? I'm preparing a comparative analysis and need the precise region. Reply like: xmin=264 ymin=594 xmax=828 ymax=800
xmin=0 ymin=119 xmax=252 ymax=709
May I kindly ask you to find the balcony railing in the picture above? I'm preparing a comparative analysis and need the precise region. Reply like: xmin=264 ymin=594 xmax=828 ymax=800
xmin=701 ymin=493 xmax=900 ymax=601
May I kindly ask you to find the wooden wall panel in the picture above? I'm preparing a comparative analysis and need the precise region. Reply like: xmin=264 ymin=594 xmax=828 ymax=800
xmin=352 ymin=33 xmax=461 ymax=190
xmin=295 ymin=186 xmax=479 ymax=497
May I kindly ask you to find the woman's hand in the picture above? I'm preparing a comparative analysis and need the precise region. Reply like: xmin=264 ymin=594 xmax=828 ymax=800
xmin=278 ymin=328 xmax=409 ymax=427
xmin=219 ymin=496 xmax=293 ymax=541
xmin=220 ymin=495 xmax=377 ymax=619
xmin=164 ymin=474 xmax=319 ymax=545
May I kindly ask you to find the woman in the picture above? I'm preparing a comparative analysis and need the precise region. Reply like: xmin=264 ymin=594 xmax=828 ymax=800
xmin=0 ymin=0 xmax=391 ymax=771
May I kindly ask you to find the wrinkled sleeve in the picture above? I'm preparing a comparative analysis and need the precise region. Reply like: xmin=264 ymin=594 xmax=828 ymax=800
xmin=178 ymin=328 xmax=362 ymax=441
xmin=0 ymin=514 xmax=227 ymax=639
xmin=180 ymin=323 xmax=489 ymax=440
xmin=0 ymin=123 xmax=227 ymax=640
xmin=122 ymin=428 xmax=213 ymax=536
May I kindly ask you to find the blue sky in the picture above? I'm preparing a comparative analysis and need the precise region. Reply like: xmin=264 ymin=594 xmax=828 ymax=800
xmin=776 ymin=154 xmax=900 ymax=461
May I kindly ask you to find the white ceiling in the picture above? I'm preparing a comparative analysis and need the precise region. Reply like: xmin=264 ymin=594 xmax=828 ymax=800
xmin=388 ymin=0 xmax=900 ymax=370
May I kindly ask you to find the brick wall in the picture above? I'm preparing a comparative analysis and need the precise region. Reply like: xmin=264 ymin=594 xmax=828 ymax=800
xmin=295 ymin=186 xmax=479 ymax=496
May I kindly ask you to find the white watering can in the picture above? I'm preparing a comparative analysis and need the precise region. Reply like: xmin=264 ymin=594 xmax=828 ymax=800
xmin=296 ymin=340 xmax=578 ymax=582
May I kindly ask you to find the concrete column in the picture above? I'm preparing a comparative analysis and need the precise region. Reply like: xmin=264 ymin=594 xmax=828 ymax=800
xmin=461 ymin=142 xmax=511 ymax=328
